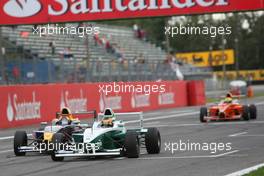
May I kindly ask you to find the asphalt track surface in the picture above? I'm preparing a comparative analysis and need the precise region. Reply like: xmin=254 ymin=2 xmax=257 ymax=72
xmin=1 ymin=96 xmax=264 ymax=176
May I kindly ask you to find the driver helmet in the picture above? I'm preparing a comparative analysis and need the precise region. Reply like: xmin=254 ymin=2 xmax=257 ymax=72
xmin=102 ymin=108 xmax=116 ymax=127
xmin=224 ymin=93 xmax=233 ymax=103
xmin=61 ymin=107 xmax=75 ymax=120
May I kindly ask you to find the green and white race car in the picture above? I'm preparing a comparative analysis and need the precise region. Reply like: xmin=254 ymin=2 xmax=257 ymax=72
xmin=51 ymin=108 xmax=161 ymax=161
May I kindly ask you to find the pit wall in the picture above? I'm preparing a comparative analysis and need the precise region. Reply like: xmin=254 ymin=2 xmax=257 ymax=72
xmin=0 ymin=80 xmax=205 ymax=129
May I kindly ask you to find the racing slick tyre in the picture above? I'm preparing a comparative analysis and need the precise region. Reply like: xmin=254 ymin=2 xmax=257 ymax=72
xmin=145 ymin=128 xmax=161 ymax=154
xmin=249 ymin=104 xmax=257 ymax=119
xmin=200 ymin=107 xmax=207 ymax=123
xmin=51 ymin=133 xmax=65 ymax=161
xmin=242 ymin=105 xmax=249 ymax=121
xmin=124 ymin=131 xmax=140 ymax=158
xmin=14 ymin=131 xmax=27 ymax=156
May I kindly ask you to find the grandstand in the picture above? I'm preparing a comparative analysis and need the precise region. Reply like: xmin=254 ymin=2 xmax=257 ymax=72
xmin=0 ymin=23 xmax=211 ymax=84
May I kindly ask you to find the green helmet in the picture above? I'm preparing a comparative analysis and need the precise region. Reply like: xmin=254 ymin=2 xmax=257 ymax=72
xmin=103 ymin=108 xmax=116 ymax=120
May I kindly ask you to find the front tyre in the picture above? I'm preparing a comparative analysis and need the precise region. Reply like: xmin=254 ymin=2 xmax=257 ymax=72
xmin=14 ymin=131 xmax=27 ymax=156
xmin=145 ymin=128 xmax=161 ymax=154
xmin=51 ymin=133 xmax=65 ymax=161
xmin=124 ymin=131 xmax=140 ymax=158
xmin=200 ymin=107 xmax=207 ymax=123
xmin=242 ymin=105 xmax=249 ymax=121
xmin=249 ymin=104 xmax=257 ymax=119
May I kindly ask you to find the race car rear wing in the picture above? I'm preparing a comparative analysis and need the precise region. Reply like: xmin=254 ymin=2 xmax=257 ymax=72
xmin=56 ymin=110 xmax=97 ymax=119
xmin=219 ymin=95 xmax=246 ymax=99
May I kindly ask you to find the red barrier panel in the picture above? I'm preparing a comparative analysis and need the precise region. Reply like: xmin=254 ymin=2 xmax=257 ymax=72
xmin=187 ymin=80 xmax=206 ymax=106
xmin=0 ymin=81 xmax=189 ymax=129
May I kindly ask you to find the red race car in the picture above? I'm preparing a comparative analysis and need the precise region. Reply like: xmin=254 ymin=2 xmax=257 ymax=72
xmin=200 ymin=94 xmax=257 ymax=123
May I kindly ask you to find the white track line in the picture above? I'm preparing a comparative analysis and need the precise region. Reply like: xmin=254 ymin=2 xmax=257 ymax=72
xmin=0 ymin=101 xmax=262 ymax=141
xmin=0 ymin=112 xmax=198 ymax=141
xmin=0 ymin=134 xmax=32 ymax=141
xmin=139 ymin=150 xmax=239 ymax=160
xmin=224 ymin=163 xmax=264 ymax=176
xmin=0 ymin=136 xmax=14 ymax=140
xmin=125 ymin=111 xmax=199 ymax=124
xmin=145 ymin=110 xmax=195 ymax=116
xmin=237 ymin=134 xmax=264 ymax=137
xmin=229 ymin=132 xmax=248 ymax=137
xmin=147 ymin=123 xmax=201 ymax=128
xmin=255 ymin=101 xmax=264 ymax=105
xmin=209 ymin=121 xmax=264 ymax=125
xmin=0 ymin=149 xmax=13 ymax=154
xmin=144 ymin=121 xmax=160 ymax=125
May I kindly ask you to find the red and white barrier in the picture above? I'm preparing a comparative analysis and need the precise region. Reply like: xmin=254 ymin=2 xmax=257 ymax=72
xmin=0 ymin=81 xmax=204 ymax=129
xmin=1 ymin=0 xmax=264 ymax=25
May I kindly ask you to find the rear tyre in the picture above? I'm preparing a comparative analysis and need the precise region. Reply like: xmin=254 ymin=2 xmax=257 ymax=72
xmin=249 ymin=104 xmax=257 ymax=119
xmin=145 ymin=128 xmax=161 ymax=154
xmin=51 ymin=133 xmax=65 ymax=161
xmin=200 ymin=107 xmax=207 ymax=123
xmin=242 ymin=105 xmax=249 ymax=121
xmin=124 ymin=131 xmax=140 ymax=158
xmin=14 ymin=131 xmax=27 ymax=156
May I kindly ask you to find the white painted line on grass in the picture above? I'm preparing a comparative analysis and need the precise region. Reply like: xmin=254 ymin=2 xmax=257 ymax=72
xmin=224 ymin=163 xmax=264 ymax=176
xmin=139 ymin=150 xmax=239 ymax=160
xmin=229 ymin=132 xmax=248 ymax=137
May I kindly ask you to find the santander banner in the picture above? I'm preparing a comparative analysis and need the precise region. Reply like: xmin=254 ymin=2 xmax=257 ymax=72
xmin=0 ymin=0 xmax=264 ymax=25
xmin=0 ymin=81 xmax=197 ymax=129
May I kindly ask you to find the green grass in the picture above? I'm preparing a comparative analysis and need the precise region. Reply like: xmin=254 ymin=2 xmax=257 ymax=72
xmin=254 ymin=92 xmax=264 ymax=97
xmin=243 ymin=167 xmax=264 ymax=176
